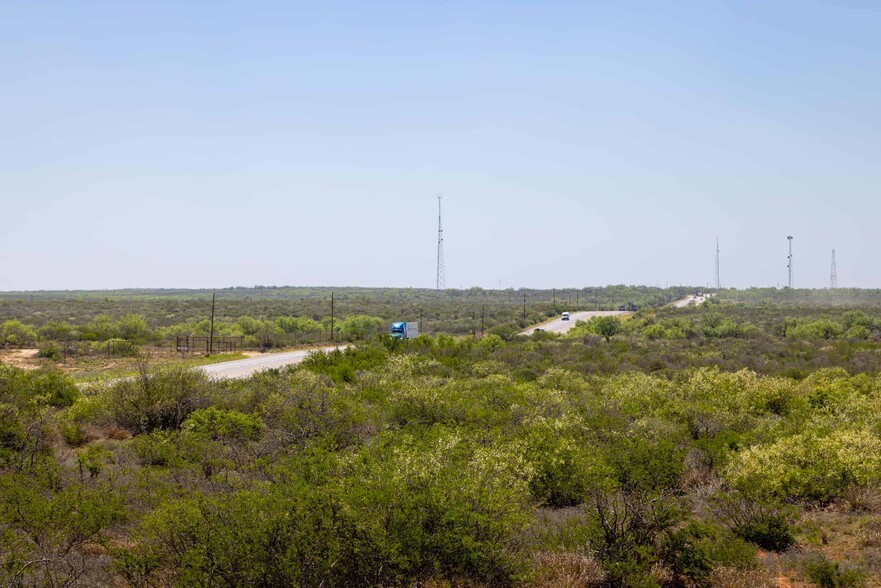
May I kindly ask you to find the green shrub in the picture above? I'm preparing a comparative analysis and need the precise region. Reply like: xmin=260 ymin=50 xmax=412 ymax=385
xmin=338 ymin=314 xmax=385 ymax=340
xmin=0 ymin=403 xmax=25 ymax=466
xmin=526 ymin=430 xmax=590 ymax=507
xmin=643 ymin=324 xmax=667 ymax=340
xmin=662 ymin=521 xmax=758 ymax=583
xmin=725 ymin=429 xmax=881 ymax=501
xmin=487 ymin=323 xmax=518 ymax=340
xmin=302 ymin=345 xmax=388 ymax=383
xmin=804 ymin=556 xmax=866 ymax=588
xmin=116 ymin=313 xmax=152 ymax=342
xmin=107 ymin=365 xmax=209 ymax=434
xmin=36 ymin=320 xmax=79 ymax=342
xmin=1 ymin=320 xmax=37 ymax=347
xmin=2 ymin=367 xmax=79 ymax=408
xmin=183 ymin=407 xmax=264 ymax=441
xmin=787 ymin=319 xmax=844 ymax=340
xmin=713 ymin=493 xmax=796 ymax=552
xmin=121 ymin=431 xmax=533 ymax=586
xmin=476 ymin=333 xmax=504 ymax=353
xmin=0 ymin=475 xmax=126 ymax=586
xmin=611 ymin=437 xmax=685 ymax=494
xmin=661 ymin=524 xmax=713 ymax=584
xmin=102 ymin=338 xmax=138 ymax=357
xmin=276 ymin=315 xmax=323 ymax=334
xmin=60 ymin=421 xmax=87 ymax=446
xmin=732 ymin=512 xmax=793 ymax=552
xmin=82 ymin=314 xmax=119 ymax=341
xmin=845 ymin=325 xmax=871 ymax=339
xmin=590 ymin=315 xmax=624 ymax=342
xmin=131 ymin=430 xmax=205 ymax=468
xmin=37 ymin=341 xmax=63 ymax=361
xmin=253 ymin=369 xmax=365 ymax=450
xmin=842 ymin=310 xmax=872 ymax=331
xmin=77 ymin=444 xmax=110 ymax=477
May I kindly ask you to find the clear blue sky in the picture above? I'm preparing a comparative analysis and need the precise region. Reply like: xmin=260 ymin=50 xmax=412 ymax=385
xmin=2 ymin=1 xmax=879 ymax=290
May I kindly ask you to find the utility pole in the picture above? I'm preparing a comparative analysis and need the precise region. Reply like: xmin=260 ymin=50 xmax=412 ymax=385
xmin=576 ymin=289 xmax=579 ymax=311
xmin=830 ymin=249 xmax=838 ymax=289
xmin=436 ymin=194 xmax=445 ymax=290
xmin=522 ymin=292 xmax=526 ymax=321
xmin=715 ymin=238 xmax=721 ymax=290
xmin=787 ymin=235 xmax=794 ymax=289
xmin=553 ymin=288 xmax=556 ymax=307
xmin=595 ymin=288 xmax=599 ymax=311
xmin=208 ymin=292 xmax=216 ymax=356
xmin=330 ymin=292 xmax=335 ymax=343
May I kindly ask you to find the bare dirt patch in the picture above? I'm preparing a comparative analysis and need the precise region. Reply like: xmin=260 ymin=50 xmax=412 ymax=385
xmin=0 ymin=348 xmax=41 ymax=370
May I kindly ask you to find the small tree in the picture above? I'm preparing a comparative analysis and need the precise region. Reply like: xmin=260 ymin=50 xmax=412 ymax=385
xmin=593 ymin=316 xmax=623 ymax=342
xmin=276 ymin=316 xmax=323 ymax=334
xmin=84 ymin=314 xmax=119 ymax=341
xmin=339 ymin=315 xmax=384 ymax=340
xmin=1 ymin=321 xmax=37 ymax=347
xmin=117 ymin=313 xmax=152 ymax=343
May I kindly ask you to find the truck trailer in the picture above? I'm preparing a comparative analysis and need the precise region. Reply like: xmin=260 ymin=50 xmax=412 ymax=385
xmin=390 ymin=322 xmax=419 ymax=339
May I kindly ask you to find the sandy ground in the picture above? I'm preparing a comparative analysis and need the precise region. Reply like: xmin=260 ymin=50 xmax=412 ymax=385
xmin=0 ymin=348 xmax=40 ymax=370
xmin=0 ymin=344 xmax=339 ymax=379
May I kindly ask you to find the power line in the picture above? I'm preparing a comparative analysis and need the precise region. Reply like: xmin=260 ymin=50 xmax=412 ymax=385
xmin=436 ymin=194 xmax=445 ymax=290
xmin=830 ymin=249 xmax=838 ymax=289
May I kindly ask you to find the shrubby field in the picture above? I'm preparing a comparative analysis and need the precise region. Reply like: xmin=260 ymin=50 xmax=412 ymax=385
xmin=4 ymin=291 xmax=881 ymax=586
xmin=0 ymin=286 xmax=686 ymax=369
xmin=0 ymin=285 xmax=686 ymax=346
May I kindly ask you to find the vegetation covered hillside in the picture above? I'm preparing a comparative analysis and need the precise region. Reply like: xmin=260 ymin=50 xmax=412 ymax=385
xmin=4 ymin=293 xmax=881 ymax=586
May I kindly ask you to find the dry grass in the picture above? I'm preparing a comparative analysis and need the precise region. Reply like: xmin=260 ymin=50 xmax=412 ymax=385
xmin=105 ymin=427 xmax=131 ymax=441
xmin=531 ymin=553 xmax=604 ymax=588
xmin=753 ymin=507 xmax=881 ymax=587
xmin=845 ymin=487 xmax=881 ymax=514
xmin=860 ymin=520 xmax=881 ymax=549
xmin=709 ymin=567 xmax=788 ymax=588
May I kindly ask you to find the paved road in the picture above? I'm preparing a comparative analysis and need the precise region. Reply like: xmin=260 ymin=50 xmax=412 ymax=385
xmin=671 ymin=294 xmax=711 ymax=308
xmin=519 ymin=311 xmax=628 ymax=336
xmin=200 ymin=345 xmax=349 ymax=380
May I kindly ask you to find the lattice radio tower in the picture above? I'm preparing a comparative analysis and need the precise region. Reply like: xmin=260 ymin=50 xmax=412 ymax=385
xmin=436 ymin=194 xmax=445 ymax=290
xmin=787 ymin=235 xmax=794 ymax=289
xmin=714 ymin=238 xmax=721 ymax=290
xmin=830 ymin=249 xmax=838 ymax=289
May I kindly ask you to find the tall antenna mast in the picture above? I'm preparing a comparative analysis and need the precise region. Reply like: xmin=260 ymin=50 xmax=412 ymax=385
xmin=714 ymin=238 xmax=721 ymax=290
xmin=786 ymin=235 xmax=794 ymax=289
xmin=436 ymin=194 xmax=445 ymax=290
xmin=830 ymin=249 xmax=838 ymax=289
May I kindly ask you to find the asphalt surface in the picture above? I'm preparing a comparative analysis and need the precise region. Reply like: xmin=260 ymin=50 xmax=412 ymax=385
xmin=671 ymin=295 xmax=710 ymax=308
xmin=519 ymin=311 xmax=628 ymax=336
xmin=199 ymin=345 xmax=348 ymax=380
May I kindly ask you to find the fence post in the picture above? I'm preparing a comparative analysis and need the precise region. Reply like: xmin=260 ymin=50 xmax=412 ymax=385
xmin=208 ymin=292 xmax=216 ymax=356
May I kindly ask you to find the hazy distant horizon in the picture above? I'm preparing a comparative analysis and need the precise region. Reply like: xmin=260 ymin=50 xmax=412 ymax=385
xmin=3 ymin=284 xmax=879 ymax=297
xmin=3 ymin=2 xmax=879 ymax=290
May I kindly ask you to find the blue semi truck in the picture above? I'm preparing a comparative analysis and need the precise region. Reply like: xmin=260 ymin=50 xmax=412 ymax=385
xmin=390 ymin=322 xmax=419 ymax=339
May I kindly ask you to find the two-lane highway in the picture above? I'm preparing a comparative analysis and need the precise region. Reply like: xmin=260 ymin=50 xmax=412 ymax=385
xmin=199 ymin=345 xmax=348 ymax=380
xmin=671 ymin=294 xmax=712 ymax=308
xmin=519 ymin=311 xmax=628 ymax=336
